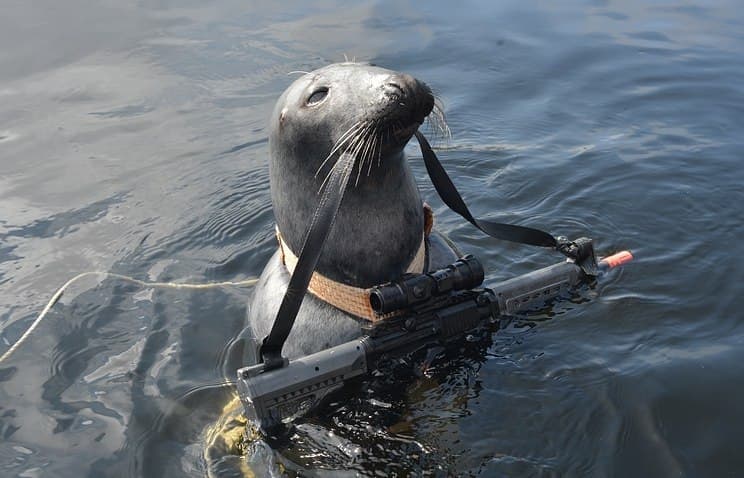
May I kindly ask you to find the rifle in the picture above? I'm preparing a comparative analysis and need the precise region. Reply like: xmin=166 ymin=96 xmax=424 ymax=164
xmin=237 ymin=239 xmax=633 ymax=433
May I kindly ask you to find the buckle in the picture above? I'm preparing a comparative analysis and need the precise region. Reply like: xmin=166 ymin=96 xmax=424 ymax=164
xmin=556 ymin=236 xmax=598 ymax=277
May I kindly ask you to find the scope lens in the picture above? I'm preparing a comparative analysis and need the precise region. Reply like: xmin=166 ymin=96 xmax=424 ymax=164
xmin=369 ymin=291 xmax=383 ymax=312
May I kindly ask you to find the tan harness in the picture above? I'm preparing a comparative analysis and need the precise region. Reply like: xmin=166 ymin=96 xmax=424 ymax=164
xmin=276 ymin=204 xmax=434 ymax=322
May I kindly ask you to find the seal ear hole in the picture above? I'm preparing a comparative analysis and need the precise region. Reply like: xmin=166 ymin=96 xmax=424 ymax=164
xmin=307 ymin=87 xmax=329 ymax=105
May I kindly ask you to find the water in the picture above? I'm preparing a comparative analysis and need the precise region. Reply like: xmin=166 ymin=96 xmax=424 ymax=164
xmin=2 ymin=0 xmax=743 ymax=476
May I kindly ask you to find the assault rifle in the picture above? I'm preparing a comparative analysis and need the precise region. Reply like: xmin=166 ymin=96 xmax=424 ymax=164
xmin=237 ymin=238 xmax=632 ymax=433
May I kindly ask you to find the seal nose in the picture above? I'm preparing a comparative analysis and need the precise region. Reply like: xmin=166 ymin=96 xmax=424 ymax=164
xmin=385 ymin=73 xmax=419 ymax=99
xmin=386 ymin=81 xmax=405 ymax=96
xmin=384 ymin=74 xmax=434 ymax=124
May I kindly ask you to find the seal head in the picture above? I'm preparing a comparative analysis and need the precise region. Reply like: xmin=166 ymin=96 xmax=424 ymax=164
xmin=270 ymin=62 xmax=435 ymax=287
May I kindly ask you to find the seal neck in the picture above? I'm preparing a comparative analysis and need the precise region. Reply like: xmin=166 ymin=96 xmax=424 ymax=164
xmin=274 ymin=204 xmax=434 ymax=321
xmin=270 ymin=149 xmax=426 ymax=287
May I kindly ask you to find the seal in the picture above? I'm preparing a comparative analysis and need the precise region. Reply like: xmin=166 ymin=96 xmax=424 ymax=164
xmin=247 ymin=62 xmax=461 ymax=358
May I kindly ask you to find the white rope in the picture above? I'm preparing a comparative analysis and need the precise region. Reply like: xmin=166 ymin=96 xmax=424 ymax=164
xmin=0 ymin=271 xmax=258 ymax=364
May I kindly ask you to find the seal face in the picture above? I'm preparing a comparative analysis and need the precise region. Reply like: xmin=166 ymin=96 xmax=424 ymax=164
xmin=270 ymin=62 xmax=435 ymax=287
xmin=248 ymin=62 xmax=459 ymax=357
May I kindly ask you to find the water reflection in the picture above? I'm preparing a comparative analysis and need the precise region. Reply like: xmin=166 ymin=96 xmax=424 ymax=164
xmin=2 ymin=0 xmax=744 ymax=476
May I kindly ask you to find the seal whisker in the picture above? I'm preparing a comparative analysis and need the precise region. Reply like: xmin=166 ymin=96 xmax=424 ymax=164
xmin=353 ymin=122 xmax=375 ymax=187
xmin=368 ymin=125 xmax=381 ymax=176
xmin=319 ymin=123 xmax=364 ymax=191
xmin=368 ymin=121 xmax=382 ymax=170
xmin=359 ymin=122 xmax=377 ymax=180
xmin=366 ymin=123 xmax=381 ymax=175
xmin=428 ymin=96 xmax=451 ymax=140
xmin=365 ymin=122 xmax=376 ymax=177
xmin=315 ymin=120 xmax=364 ymax=178
xmin=376 ymin=127 xmax=383 ymax=168
xmin=350 ymin=122 xmax=371 ymax=160
xmin=323 ymin=121 xmax=368 ymax=192
xmin=318 ymin=127 xmax=358 ymax=191
xmin=320 ymin=120 xmax=363 ymax=172
xmin=373 ymin=121 xmax=384 ymax=173
xmin=434 ymin=110 xmax=450 ymax=138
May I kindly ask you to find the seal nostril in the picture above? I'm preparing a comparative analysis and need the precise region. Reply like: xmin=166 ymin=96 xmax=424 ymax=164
xmin=386 ymin=82 xmax=405 ymax=95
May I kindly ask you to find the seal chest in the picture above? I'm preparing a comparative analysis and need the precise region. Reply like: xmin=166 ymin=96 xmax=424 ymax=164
xmin=248 ymin=62 xmax=459 ymax=358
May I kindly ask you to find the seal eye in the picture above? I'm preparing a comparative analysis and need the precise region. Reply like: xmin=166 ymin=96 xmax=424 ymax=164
xmin=307 ymin=87 xmax=329 ymax=105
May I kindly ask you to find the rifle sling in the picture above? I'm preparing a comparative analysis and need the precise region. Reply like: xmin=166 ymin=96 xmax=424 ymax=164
xmin=414 ymin=131 xmax=558 ymax=248
xmin=259 ymin=152 xmax=355 ymax=370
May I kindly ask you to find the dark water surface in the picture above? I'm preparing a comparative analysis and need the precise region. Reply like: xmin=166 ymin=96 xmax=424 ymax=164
xmin=2 ymin=1 xmax=743 ymax=476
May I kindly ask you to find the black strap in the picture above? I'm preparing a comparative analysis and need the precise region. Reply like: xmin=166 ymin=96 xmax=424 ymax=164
xmin=415 ymin=131 xmax=559 ymax=248
xmin=260 ymin=152 xmax=356 ymax=370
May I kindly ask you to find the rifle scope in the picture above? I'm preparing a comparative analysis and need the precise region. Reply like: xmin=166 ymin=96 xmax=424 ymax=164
xmin=369 ymin=254 xmax=484 ymax=314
